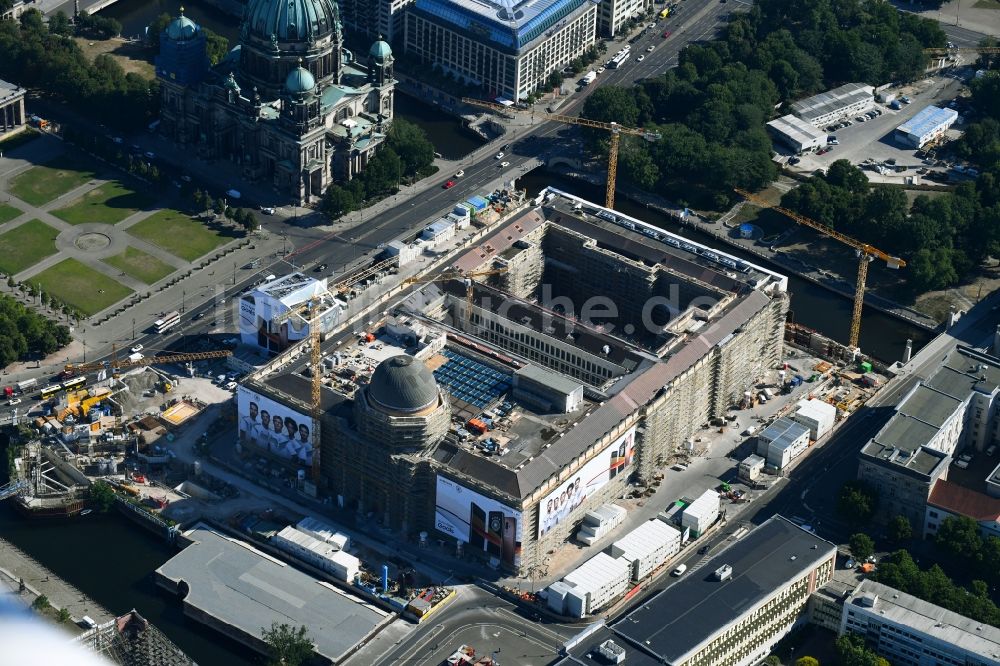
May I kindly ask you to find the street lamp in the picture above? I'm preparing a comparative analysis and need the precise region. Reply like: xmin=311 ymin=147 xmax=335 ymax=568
xmin=233 ymin=262 xmax=237 ymax=285
xmin=181 ymin=290 xmax=186 ymax=314
xmin=131 ymin=318 xmax=135 ymax=341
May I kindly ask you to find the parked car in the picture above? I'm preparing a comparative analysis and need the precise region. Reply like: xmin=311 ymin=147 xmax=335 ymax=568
xmin=259 ymin=206 xmax=275 ymax=215
xmin=672 ymin=564 xmax=688 ymax=576
xmin=845 ymin=558 xmax=856 ymax=569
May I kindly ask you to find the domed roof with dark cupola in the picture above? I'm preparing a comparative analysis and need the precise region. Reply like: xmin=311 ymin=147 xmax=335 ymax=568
xmin=369 ymin=38 xmax=392 ymax=61
xmin=244 ymin=0 xmax=340 ymax=43
xmin=368 ymin=355 xmax=439 ymax=414
xmin=285 ymin=61 xmax=316 ymax=94
xmin=166 ymin=9 xmax=199 ymax=41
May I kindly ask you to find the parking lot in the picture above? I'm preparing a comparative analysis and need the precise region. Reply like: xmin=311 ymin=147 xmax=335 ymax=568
xmin=787 ymin=70 xmax=970 ymax=182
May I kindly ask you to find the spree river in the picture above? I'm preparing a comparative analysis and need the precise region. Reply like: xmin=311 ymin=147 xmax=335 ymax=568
xmin=2 ymin=3 xmax=930 ymax=664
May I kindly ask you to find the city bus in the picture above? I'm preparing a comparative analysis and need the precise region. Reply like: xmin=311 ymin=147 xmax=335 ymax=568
xmin=154 ymin=310 xmax=181 ymax=334
xmin=659 ymin=7 xmax=670 ymax=18
xmin=61 ymin=376 xmax=87 ymax=392
xmin=40 ymin=384 xmax=61 ymax=400
xmin=608 ymin=48 xmax=631 ymax=69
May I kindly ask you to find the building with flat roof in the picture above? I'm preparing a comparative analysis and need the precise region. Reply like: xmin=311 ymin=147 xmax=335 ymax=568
xmin=339 ymin=0 xmax=414 ymax=40
xmin=238 ymin=272 xmax=342 ymax=353
xmin=236 ymin=188 xmax=788 ymax=575
xmin=925 ymin=478 xmax=1000 ymax=540
xmin=841 ymin=579 xmax=1000 ymax=666
xmin=403 ymin=0 xmax=598 ymax=102
xmin=792 ymin=397 xmax=836 ymax=440
xmin=858 ymin=345 xmax=1000 ymax=526
xmin=766 ymin=114 xmax=827 ymax=153
xmin=895 ymin=105 xmax=959 ymax=149
xmin=757 ymin=417 xmax=810 ymax=470
xmin=0 ymin=78 xmax=26 ymax=138
xmin=155 ymin=524 xmax=388 ymax=663
xmin=790 ymin=82 xmax=874 ymax=127
xmin=559 ymin=516 xmax=836 ymax=666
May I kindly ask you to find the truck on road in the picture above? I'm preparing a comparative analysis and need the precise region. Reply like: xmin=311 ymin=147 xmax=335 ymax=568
xmin=581 ymin=71 xmax=597 ymax=86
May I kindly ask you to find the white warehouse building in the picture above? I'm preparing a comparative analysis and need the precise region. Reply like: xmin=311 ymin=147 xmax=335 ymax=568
xmin=551 ymin=552 xmax=631 ymax=617
xmin=791 ymin=82 xmax=874 ymax=128
xmin=681 ymin=489 xmax=720 ymax=537
xmin=766 ymin=114 xmax=827 ymax=153
xmin=272 ymin=526 xmax=361 ymax=582
xmin=404 ymin=0 xmax=598 ymax=102
xmin=791 ymin=398 xmax=837 ymax=440
xmin=609 ymin=519 xmax=681 ymax=582
xmin=894 ymin=105 xmax=959 ymax=149
xmin=757 ymin=417 xmax=811 ymax=470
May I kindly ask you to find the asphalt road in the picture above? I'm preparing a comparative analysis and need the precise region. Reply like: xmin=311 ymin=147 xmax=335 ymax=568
xmin=354 ymin=585 xmax=578 ymax=666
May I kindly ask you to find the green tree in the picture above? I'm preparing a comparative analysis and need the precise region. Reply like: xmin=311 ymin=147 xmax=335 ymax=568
xmin=386 ymin=119 xmax=435 ymax=177
xmin=193 ymin=189 xmax=205 ymax=210
xmin=47 ymin=11 xmax=72 ymax=37
xmin=88 ymin=480 xmax=117 ymax=513
xmin=838 ymin=480 xmax=878 ymax=523
xmin=321 ymin=184 xmax=356 ymax=219
xmin=849 ymin=533 xmax=875 ymax=561
xmin=146 ymin=13 xmax=172 ymax=49
xmin=934 ymin=516 xmax=983 ymax=562
xmin=204 ymin=29 xmax=229 ymax=65
xmin=31 ymin=595 xmax=50 ymax=611
xmin=835 ymin=633 xmax=890 ymax=666
xmin=57 ymin=607 xmax=71 ymax=623
xmin=261 ymin=622 xmax=313 ymax=666
xmin=887 ymin=515 xmax=912 ymax=543
xmin=795 ymin=657 xmax=820 ymax=666
xmin=761 ymin=657 xmax=781 ymax=666
xmin=213 ymin=198 xmax=226 ymax=215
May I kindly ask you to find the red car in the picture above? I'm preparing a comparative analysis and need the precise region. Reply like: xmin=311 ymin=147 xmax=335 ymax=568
xmin=662 ymin=30 xmax=671 ymax=38
xmin=443 ymin=180 xmax=456 ymax=189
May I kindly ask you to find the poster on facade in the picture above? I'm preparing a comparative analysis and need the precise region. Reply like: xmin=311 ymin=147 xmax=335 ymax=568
xmin=537 ymin=426 xmax=636 ymax=538
xmin=434 ymin=475 xmax=522 ymax=568
xmin=236 ymin=386 xmax=314 ymax=464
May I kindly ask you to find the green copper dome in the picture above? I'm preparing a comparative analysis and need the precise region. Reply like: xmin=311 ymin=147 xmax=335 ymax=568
xmin=285 ymin=64 xmax=316 ymax=93
xmin=244 ymin=0 xmax=340 ymax=43
xmin=165 ymin=12 xmax=199 ymax=41
xmin=369 ymin=39 xmax=392 ymax=61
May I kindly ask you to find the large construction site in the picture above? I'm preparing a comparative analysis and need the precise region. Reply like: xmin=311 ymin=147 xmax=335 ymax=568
xmin=236 ymin=188 xmax=791 ymax=575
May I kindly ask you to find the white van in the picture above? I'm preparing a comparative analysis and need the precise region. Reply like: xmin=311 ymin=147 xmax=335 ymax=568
xmin=672 ymin=564 xmax=688 ymax=577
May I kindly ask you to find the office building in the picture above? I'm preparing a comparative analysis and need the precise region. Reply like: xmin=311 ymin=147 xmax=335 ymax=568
xmin=340 ymin=0 xmax=414 ymax=40
xmin=559 ymin=516 xmax=836 ymax=666
xmin=598 ymin=0 xmax=652 ymax=37
xmin=841 ymin=580 xmax=1000 ymax=666
xmin=237 ymin=188 xmax=788 ymax=575
xmin=404 ymin=0 xmax=599 ymax=102
xmin=925 ymin=478 xmax=1000 ymax=540
xmin=859 ymin=345 xmax=1000 ymax=525
xmin=791 ymin=82 xmax=874 ymax=127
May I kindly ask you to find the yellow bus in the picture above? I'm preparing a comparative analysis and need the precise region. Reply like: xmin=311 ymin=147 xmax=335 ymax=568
xmin=659 ymin=7 xmax=670 ymax=18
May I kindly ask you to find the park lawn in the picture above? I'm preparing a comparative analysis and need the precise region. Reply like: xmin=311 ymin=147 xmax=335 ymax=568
xmin=0 ymin=219 xmax=60 ymax=275
xmin=7 ymin=155 xmax=99 ymax=206
xmin=31 ymin=258 xmax=133 ymax=316
xmin=51 ymin=180 xmax=153 ymax=225
xmin=0 ymin=203 xmax=21 ymax=225
xmin=102 ymin=247 xmax=176 ymax=285
xmin=128 ymin=209 xmax=236 ymax=262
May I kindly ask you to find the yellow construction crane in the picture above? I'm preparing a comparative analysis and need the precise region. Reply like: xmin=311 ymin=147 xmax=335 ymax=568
xmin=734 ymin=188 xmax=905 ymax=351
xmin=403 ymin=267 xmax=510 ymax=331
xmin=461 ymin=97 xmax=661 ymax=210
xmin=63 ymin=349 xmax=232 ymax=376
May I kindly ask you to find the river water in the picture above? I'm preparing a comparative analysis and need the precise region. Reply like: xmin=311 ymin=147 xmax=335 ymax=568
xmin=3 ymin=3 xmax=929 ymax=664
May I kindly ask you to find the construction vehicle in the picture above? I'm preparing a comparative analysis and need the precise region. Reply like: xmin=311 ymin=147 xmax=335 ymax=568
xmin=462 ymin=97 xmax=661 ymax=209
xmin=402 ymin=267 xmax=509 ymax=331
xmin=63 ymin=349 xmax=233 ymax=377
xmin=734 ymin=188 xmax=905 ymax=351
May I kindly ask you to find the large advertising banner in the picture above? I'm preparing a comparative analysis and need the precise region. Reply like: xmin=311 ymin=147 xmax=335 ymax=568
xmin=237 ymin=386 xmax=314 ymax=465
xmin=435 ymin=475 xmax=523 ymax=568
xmin=537 ymin=426 xmax=636 ymax=538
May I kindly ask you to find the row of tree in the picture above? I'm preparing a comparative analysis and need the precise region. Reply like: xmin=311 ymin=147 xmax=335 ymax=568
xmin=578 ymin=0 xmax=946 ymax=208
xmin=320 ymin=119 xmax=436 ymax=218
xmin=930 ymin=515 xmax=1000 ymax=591
xmin=0 ymin=293 xmax=72 ymax=369
xmin=875 ymin=548 xmax=1000 ymax=628
xmin=780 ymin=160 xmax=1000 ymax=293
xmin=0 ymin=11 xmax=159 ymax=131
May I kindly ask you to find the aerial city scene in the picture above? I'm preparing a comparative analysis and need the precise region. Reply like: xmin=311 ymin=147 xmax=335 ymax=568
xmin=0 ymin=0 xmax=1000 ymax=664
